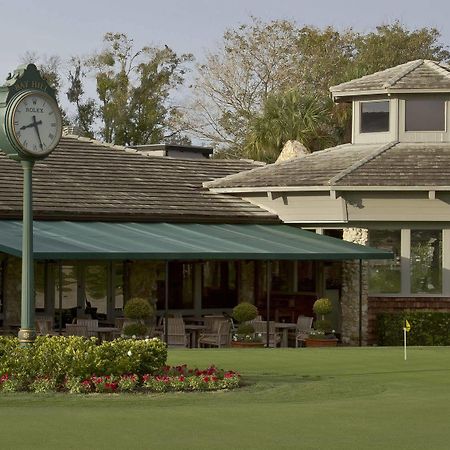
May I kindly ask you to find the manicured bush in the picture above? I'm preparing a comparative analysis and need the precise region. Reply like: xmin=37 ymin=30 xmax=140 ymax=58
xmin=123 ymin=322 xmax=148 ymax=337
xmin=124 ymin=298 xmax=154 ymax=320
xmin=377 ymin=312 xmax=450 ymax=346
xmin=313 ymin=298 xmax=332 ymax=316
xmin=232 ymin=302 xmax=258 ymax=323
xmin=0 ymin=335 xmax=167 ymax=390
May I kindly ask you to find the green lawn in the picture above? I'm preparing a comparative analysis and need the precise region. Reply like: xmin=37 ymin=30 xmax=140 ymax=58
xmin=1 ymin=347 xmax=450 ymax=449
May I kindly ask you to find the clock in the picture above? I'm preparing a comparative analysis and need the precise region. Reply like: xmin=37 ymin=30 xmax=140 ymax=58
xmin=5 ymin=90 xmax=62 ymax=158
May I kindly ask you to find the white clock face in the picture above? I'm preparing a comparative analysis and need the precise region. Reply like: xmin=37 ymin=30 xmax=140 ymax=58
xmin=11 ymin=92 xmax=62 ymax=156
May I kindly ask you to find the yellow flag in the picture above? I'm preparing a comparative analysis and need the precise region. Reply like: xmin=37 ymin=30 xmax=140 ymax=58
xmin=404 ymin=320 xmax=411 ymax=332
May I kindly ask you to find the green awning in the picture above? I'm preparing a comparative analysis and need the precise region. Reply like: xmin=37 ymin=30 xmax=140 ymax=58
xmin=0 ymin=221 xmax=393 ymax=261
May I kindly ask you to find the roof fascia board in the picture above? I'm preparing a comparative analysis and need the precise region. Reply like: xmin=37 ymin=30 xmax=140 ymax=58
xmin=333 ymin=88 xmax=450 ymax=100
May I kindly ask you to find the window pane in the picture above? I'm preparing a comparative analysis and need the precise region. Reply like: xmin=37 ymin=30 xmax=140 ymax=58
xmin=297 ymin=261 xmax=316 ymax=292
xmin=368 ymin=230 xmax=401 ymax=294
xmin=411 ymin=230 xmax=442 ymax=294
xmin=35 ymin=262 xmax=46 ymax=309
xmin=272 ymin=261 xmax=294 ymax=292
xmin=85 ymin=264 xmax=108 ymax=316
xmin=202 ymin=261 xmax=237 ymax=308
xmin=360 ymin=101 xmax=389 ymax=133
xmin=114 ymin=262 xmax=124 ymax=311
xmin=405 ymin=99 xmax=445 ymax=131
xmin=168 ymin=262 xmax=194 ymax=309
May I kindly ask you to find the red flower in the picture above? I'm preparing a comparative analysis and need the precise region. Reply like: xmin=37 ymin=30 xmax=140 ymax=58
xmin=203 ymin=376 xmax=210 ymax=383
xmin=142 ymin=374 xmax=150 ymax=382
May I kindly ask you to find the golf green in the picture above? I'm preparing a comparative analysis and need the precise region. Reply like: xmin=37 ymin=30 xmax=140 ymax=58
xmin=0 ymin=347 xmax=449 ymax=449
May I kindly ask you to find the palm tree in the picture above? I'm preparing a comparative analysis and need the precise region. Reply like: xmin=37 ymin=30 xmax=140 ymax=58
xmin=243 ymin=90 xmax=335 ymax=163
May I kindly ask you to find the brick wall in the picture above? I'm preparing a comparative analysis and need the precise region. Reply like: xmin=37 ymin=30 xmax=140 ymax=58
xmin=368 ymin=296 xmax=450 ymax=344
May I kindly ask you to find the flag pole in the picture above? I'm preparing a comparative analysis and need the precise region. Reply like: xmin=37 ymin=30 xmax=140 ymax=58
xmin=403 ymin=327 xmax=407 ymax=361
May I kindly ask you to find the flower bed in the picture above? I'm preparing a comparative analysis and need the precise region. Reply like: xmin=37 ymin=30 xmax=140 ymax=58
xmin=0 ymin=365 xmax=241 ymax=394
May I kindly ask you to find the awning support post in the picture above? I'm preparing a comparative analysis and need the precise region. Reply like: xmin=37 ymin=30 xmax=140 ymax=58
xmin=164 ymin=260 xmax=169 ymax=345
xmin=359 ymin=259 xmax=362 ymax=347
xmin=266 ymin=260 xmax=271 ymax=348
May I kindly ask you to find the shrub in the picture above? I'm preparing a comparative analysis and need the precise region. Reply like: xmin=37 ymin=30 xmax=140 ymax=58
xmin=0 ymin=335 xmax=167 ymax=389
xmin=232 ymin=302 xmax=258 ymax=323
xmin=236 ymin=323 xmax=255 ymax=335
xmin=313 ymin=298 xmax=332 ymax=316
xmin=377 ymin=312 xmax=450 ymax=346
xmin=124 ymin=298 xmax=154 ymax=320
xmin=123 ymin=323 xmax=148 ymax=337
xmin=314 ymin=319 xmax=332 ymax=332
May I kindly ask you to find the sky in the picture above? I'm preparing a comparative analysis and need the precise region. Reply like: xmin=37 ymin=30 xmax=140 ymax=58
xmin=0 ymin=0 xmax=449 ymax=117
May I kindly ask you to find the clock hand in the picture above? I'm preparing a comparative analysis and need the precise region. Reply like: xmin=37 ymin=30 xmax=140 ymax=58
xmin=31 ymin=115 xmax=44 ymax=150
xmin=20 ymin=119 xmax=43 ymax=130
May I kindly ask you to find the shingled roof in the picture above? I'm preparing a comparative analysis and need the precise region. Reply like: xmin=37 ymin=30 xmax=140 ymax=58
xmin=0 ymin=136 xmax=278 ymax=223
xmin=206 ymin=142 xmax=450 ymax=190
xmin=330 ymin=60 xmax=450 ymax=101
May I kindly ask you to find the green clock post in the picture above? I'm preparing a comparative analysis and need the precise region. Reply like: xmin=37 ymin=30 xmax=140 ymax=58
xmin=0 ymin=64 xmax=63 ymax=344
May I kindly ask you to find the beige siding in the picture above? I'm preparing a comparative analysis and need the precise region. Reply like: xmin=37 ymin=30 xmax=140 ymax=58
xmin=345 ymin=192 xmax=450 ymax=221
xmin=241 ymin=193 xmax=347 ymax=223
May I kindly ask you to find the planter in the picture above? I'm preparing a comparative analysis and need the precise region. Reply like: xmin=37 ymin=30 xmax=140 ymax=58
xmin=305 ymin=338 xmax=338 ymax=347
xmin=231 ymin=341 xmax=264 ymax=348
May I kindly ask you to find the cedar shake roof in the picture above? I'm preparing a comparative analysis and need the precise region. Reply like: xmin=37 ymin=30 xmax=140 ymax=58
xmin=0 ymin=136 xmax=278 ymax=223
xmin=206 ymin=142 xmax=450 ymax=190
xmin=330 ymin=60 xmax=450 ymax=101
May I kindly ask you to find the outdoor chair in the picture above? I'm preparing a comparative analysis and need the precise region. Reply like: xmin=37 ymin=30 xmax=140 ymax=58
xmin=65 ymin=323 xmax=89 ymax=337
xmin=162 ymin=317 xmax=189 ymax=347
xmin=294 ymin=316 xmax=314 ymax=348
xmin=76 ymin=318 xmax=99 ymax=337
xmin=203 ymin=315 xmax=228 ymax=333
xmin=35 ymin=316 xmax=56 ymax=336
xmin=198 ymin=320 xmax=231 ymax=348
xmin=253 ymin=321 xmax=281 ymax=348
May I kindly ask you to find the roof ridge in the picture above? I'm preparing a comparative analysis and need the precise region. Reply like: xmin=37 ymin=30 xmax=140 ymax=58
xmin=382 ymin=60 xmax=423 ymax=88
xmin=429 ymin=60 xmax=450 ymax=81
xmin=328 ymin=141 xmax=398 ymax=185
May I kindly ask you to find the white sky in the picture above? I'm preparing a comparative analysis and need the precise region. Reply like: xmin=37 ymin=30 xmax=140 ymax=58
xmin=1 ymin=0 xmax=448 ymax=123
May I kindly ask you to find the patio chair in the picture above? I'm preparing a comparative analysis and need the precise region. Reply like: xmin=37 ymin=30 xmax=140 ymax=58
xmin=163 ymin=317 xmax=189 ymax=347
xmin=65 ymin=323 xmax=89 ymax=337
xmin=294 ymin=316 xmax=314 ymax=348
xmin=76 ymin=318 xmax=99 ymax=338
xmin=198 ymin=320 xmax=231 ymax=348
xmin=253 ymin=321 xmax=281 ymax=348
xmin=35 ymin=316 xmax=56 ymax=336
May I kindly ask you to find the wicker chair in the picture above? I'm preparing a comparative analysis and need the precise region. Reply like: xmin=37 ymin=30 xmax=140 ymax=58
xmin=76 ymin=319 xmax=98 ymax=338
xmin=65 ymin=323 xmax=89 ymax=337
xmin=253 ymin=321 xmax=281 ymax=348
xmin=198 ymin=320 xmax=231 ymax=348
xmin=163 ymin=317 xmax=189 ymax=347
xmin=294 ymin=316 xmax=314 ymax=348
xmin=35 ymin=316 xmax=56 ymax=336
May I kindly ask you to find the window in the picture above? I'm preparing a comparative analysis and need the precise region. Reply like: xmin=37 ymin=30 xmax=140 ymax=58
xmin=272 ymin=261 xmax=294 ymax=292
xmin=368 ymin=230 xmax=401 ymax=294
xmin=35 ymin=262 xmax=46 ymax=309
xmin=202 ymin=261 xmax=237 ymax=308
xmin=297 ymin=261 xmax=316 ymax=292
xmin=360 ymin=101 xmax=389 ymax=133
xmin=411 ymin=230 xmax=442 ymax=294
xmin=114 ymin=262 xmax=124 ymax=311
xmin=168 ymin=262 xmax=195 ymax=309
xmin=405 ymin=98 xmax=445 ymax=131
xmin=85 ymin=264 xmax=108 ymax=315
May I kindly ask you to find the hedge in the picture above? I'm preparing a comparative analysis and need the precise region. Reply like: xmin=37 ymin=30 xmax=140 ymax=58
xmin=377 ymin=312 xmax=450 ymax=346
xmin=0 ymin=335 xmax=167 ymax=388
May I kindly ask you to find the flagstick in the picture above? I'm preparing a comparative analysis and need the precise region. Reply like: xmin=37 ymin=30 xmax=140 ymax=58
xmin=404 ymin=328 xmax=407 ymax=361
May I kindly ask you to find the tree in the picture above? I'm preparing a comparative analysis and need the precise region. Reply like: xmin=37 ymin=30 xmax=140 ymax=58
xmin=243 ymin=90 xmax=334 ymax=162
xmin=188 ymin=19 xmax=450 ymax=158
xmin=80 ymin=32 xmax=193 ymax=146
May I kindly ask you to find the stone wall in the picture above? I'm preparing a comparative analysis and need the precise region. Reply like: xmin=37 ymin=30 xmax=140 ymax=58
xmin=368 ymin=296 xmax=450 ymax=344
xmin=341 ymin=228 xmax=369 ymax=345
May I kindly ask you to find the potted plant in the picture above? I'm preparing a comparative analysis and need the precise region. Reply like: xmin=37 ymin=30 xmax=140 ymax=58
xmin=231 ymin=302 xmax=263 ymax=348
xmin=305 ymin=298 xmax=338 ymax=347
xmin=122 ymin=297 xmax=155 ymax=338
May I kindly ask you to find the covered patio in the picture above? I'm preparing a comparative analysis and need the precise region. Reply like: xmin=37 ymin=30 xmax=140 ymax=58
xmin=0 ymin=220 xmax=392 ymax=346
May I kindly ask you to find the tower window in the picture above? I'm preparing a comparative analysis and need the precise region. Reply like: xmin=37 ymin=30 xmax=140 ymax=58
xmin=360 ymin=101 xmax=390 ymax=133
xmin=405 ymin=98 xmax=445 ymax=131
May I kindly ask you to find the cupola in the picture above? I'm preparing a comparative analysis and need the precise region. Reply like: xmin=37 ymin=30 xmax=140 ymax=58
xmin=330 ymin=60 xmax=450 ymax=144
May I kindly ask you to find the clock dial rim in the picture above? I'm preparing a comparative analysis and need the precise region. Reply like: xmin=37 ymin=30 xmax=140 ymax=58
xmin=8 ymin=90 xmax=62 ymax=158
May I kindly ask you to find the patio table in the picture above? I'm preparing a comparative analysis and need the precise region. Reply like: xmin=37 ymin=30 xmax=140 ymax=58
xmin=93 ymin=326 xmax=121 ymax=342
xmin=275 ymin=322 xmax=297 ymax=348
xmin=184 ymin=324 xmax=207 ymax=348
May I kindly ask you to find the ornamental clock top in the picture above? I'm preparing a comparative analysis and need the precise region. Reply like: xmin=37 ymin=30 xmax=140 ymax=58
xmin=0 ymin=64 xmax=62 ymax=161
